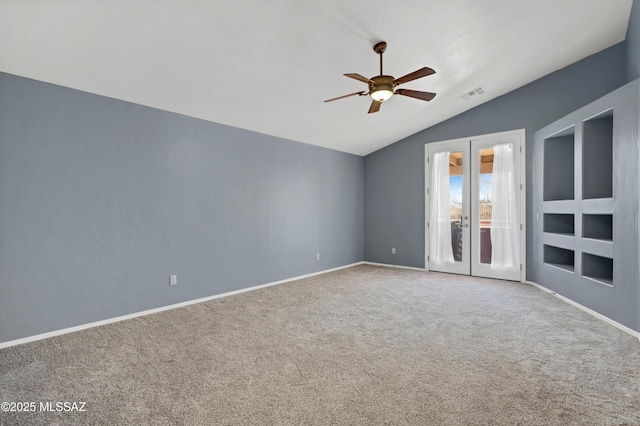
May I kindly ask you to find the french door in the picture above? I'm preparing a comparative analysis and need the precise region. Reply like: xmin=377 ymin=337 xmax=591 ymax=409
xmin=425 ymin=130 xmax=525 ymax=281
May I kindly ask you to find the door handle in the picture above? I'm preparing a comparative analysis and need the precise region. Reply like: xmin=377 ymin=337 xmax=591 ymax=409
xmin=461 ymin=224 xmax=469 ymax=228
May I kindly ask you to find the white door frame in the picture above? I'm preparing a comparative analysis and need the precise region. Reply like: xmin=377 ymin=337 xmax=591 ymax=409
xmin=424 ymin=129 xmax=527 ymax=282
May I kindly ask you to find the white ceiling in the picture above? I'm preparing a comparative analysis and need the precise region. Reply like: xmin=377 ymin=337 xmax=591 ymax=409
xmin=0 ymin=1 xmax=632 ymax=155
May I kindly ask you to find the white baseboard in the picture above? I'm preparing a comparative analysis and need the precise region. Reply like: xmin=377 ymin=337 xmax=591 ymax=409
xmin=7 ymin=264 xmax=635 ymax=349
xmin=362 ymin=261 xmax=427 ymax=272
xmin=0 ymin=261 xmax=365 ymax=350
xmin=526 ymin=280 xmax=640 ymax=342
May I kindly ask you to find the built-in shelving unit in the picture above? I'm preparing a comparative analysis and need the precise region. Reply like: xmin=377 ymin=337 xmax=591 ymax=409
xmin=583 ymin=214 xmax=613 ymax=241
xmin=540 ymin=109 xmax=616 ymax=285
xmin=543 ymin=127 xmax=575 ymax=201
xmin=534 ymin=79 xmax=639 ymax=332
xmin=543 ymin=214 xmax=574 ymax=236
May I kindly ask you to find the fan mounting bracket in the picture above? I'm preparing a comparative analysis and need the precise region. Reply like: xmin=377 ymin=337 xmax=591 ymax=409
xmin=373 ymin=41 xmax=387 ymax=54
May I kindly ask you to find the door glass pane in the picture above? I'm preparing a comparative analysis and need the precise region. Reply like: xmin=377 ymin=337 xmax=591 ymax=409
xmin=449 ymin=152 xmax=463 ymax=262
xmin=479 ymin=148 xmax=494 ymax=264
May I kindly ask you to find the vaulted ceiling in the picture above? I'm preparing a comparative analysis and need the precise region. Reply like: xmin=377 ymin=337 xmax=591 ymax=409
xmin=0 ymin=1 xmax=633 ymax=155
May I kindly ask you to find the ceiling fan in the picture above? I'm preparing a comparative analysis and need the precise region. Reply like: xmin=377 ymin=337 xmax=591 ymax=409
xmin=324 ymin=41 xmax=436 ymax=114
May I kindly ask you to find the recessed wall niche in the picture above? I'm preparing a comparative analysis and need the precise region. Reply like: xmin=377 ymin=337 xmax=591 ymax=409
xmin=543 ymin=127 xmax=575 ymax=201
xmin=543 ymin=245 xmax=575 ymax=273
xmin=582 ymin=253 xmax=613 ymax=286
xmin=583 ymin=214 xmax=613 ymax=241
xmin=583 ymin=110 xmax=613 ymax=200
xmin=543 ymin=214 xmax=574 ymax=235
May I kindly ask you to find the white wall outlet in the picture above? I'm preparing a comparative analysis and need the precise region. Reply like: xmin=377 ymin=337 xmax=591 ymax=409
xmin=392 ymin=248 xmax=396 ymax=254
xmin=316 ymin=253 xmax=320 ymax=261
xmin=170 ymin=275 xmax=177 ymax=286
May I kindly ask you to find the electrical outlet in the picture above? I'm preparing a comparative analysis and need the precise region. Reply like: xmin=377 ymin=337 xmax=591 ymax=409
xmin=316 ymin=253 xmax=320 ymax=261
xmin=392 ymin=248 xmax=396 ymax=255
xmin=170 ymin=275 xmax=177 ymax=286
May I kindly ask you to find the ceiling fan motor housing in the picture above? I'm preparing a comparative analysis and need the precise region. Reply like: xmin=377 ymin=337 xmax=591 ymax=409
xmin=369 ymin=75 xmax=395 ymax=102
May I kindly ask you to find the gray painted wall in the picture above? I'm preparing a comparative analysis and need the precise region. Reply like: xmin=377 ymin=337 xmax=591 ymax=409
xmin=0 ymin=73 xmax=363 ymax=343
xmin=363 ymin=42 xmax=627 ymax=271
xmin=629 ymin=0 xmax=640 ymax=332
xmin=627 ymin=0 xmax=640 ymax=81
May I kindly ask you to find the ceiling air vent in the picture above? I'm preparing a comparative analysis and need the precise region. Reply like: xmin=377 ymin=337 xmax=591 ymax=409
xmin=460 ymin=86 xmax=487 ymax=101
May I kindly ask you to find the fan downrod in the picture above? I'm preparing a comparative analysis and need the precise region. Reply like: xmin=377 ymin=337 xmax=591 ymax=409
xmin=373 ymin=41 xmax=387 ymax=76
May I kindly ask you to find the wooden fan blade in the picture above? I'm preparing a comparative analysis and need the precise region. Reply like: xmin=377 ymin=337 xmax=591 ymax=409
xmin=344 ymin=73 xmax=373 ymax=84
xmin=394 ymin=67 xmax=436 ymax=85
xmin=368 ymin=100 xmax=381 ymax=114
xmin=324 ymin=91 xmax=366 ymax=103
xmin=395 ymin=89 xmax=436 ymax=102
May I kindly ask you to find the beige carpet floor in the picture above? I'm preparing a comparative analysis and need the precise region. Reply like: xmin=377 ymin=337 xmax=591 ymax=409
xmin=1 ymin=265 xmax=639 ymax=425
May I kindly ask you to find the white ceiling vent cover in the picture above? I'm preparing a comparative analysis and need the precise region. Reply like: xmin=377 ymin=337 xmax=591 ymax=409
xmin=460 ymin=86 xmax=487 ymax=101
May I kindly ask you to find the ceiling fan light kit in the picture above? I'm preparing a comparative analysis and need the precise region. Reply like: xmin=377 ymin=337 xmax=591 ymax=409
xmin=324 ymin=41 xmax=436 ymax=113
xmin=369 ymin=78 xmax=394 ymax=102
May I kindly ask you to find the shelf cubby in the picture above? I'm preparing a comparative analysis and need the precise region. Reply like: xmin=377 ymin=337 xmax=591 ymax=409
xmin=543 ymin=127 xmax=575 ymax=201
xmin=582 ymin=252 xmax=613 ymax=286
xmin=583 ymin=110 xmax=613 ymax=200
xmin=543 ymin=213 xmax=574 ymax=236
xmin=582 ymin=214 xmax=613 ymax=242
xmin=543 ymin=245 xmax=575 ymax=273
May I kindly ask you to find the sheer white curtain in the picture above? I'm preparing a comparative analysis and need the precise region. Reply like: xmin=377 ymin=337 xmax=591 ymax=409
xmin=490 ymin=143 xmax=520 ymax=270
xmin=430 ymin=151 xmax=455 ymax=265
